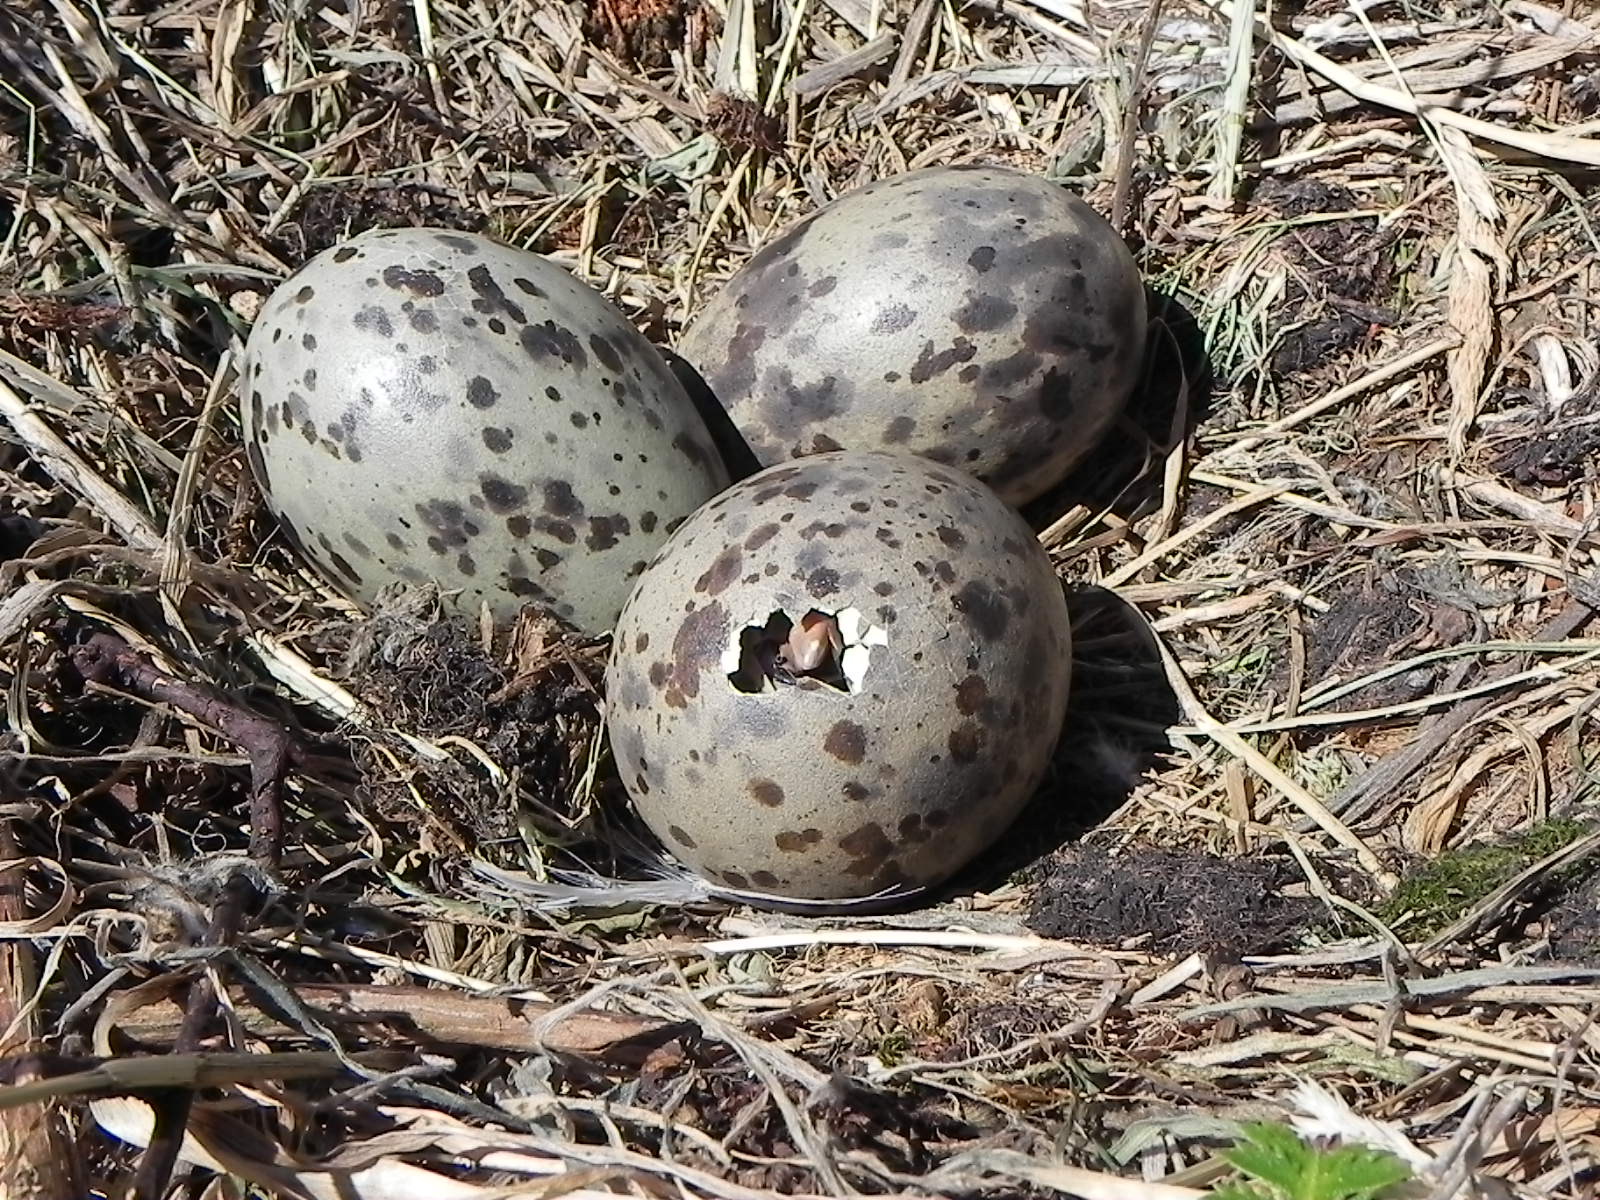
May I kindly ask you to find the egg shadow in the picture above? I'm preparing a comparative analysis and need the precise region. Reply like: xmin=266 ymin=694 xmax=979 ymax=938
xmin=1020 ymin=285 xmax=1214 ymax=530
xmin=662 ymin=348 xmax=765 ymax=482
xmin=930 ymin=582 xmax=1181 ymax=902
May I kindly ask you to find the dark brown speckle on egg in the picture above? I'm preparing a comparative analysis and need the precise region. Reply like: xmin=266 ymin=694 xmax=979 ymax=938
xmin=603 ymin=450 xmax=1072 ymax=902
xmin=238 ymin=225 xmax=730 ymax=636
xmin=749 ymin=778 xmax=785 ymax=807
xmin=675 ymin=164 xmax=1147 ymax=506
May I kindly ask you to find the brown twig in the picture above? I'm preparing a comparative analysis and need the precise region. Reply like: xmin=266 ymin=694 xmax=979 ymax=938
xmin=69 ymin=631 xmax=301 ymax=1200
xmin=128 ymin=1092 xmax=197 ymax=1200
xmin=112 ymin=982 xmax=692 ymax=1066
xmin=70 ymin=633 xmax=295 ymax=861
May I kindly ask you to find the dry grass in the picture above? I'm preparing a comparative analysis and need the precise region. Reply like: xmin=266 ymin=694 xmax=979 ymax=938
xmin=3 ymin=0 xmax=1600 ymax=1196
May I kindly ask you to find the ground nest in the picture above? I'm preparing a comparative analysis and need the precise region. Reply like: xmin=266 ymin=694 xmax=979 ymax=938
xmin=4 ymin=1 xmax=1600 ymax=1198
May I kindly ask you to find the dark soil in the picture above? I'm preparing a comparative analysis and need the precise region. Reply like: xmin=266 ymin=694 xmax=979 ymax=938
xmin=1492 ymin=378 xmax=1600 ymax=487
xmin=630 ymin=1036 xmax=970 ymax=1187
xmin=1270 ymin=311 xmax=1369 ymax=376
xmin=706 ymin=92 xmax=785 ymax=154
xmin=340 ymin=585 xmax=607 ymax=850
xmin=940 ymin=1000 xmax=1072 ymax=1058
xmin=1293 ymin=560 xmax=1477 ymax=711
xmin=1025 ymin=846 xmax=1319 ymax=956
xmin=1548 ymin=871 xmax=1600 ymax=964
xmin=1304 ymin=568 xmax=1424 ymax=696
xmin=1253 ymin=176 xmax=1401 ymax=378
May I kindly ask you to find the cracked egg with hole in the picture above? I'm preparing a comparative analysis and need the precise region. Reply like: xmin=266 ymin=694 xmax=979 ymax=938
xmin=604 ymin=450 xmax=1073 ymax=902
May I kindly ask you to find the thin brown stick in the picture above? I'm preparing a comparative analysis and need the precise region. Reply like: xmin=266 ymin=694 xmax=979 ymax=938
xmin=70 ymin=633 xmax=296 ymax=860
xmin=113 ymin=982 xmax=690 ymax=1065
xmin=69 ymin=631 xmax=300 ymax=1200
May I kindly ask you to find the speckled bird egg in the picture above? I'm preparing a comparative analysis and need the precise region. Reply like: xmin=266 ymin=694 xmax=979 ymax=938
xmin=676 ymin=164 xmax=1148 ymax=507
xmin=238 ymin=226 xmax=731 ymax=635
xmin=604 ymin=450 xmax=1073 ymax=901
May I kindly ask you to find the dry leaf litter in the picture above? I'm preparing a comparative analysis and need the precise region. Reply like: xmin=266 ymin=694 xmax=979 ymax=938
xmin=2 ymin=0 xmax=1600 ymax=1197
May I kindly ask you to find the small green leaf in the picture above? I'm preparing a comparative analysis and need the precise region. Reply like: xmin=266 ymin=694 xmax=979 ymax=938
xmin=1213 ymin=1122 xmax=1412 ymax=1200
xmin=1221 ymin=1123 xmax=1316 ymax=1196
xmin=1307 ymin=1145 xmax=1412 ymax=1200
xmin=1210 ymin=1185 xmax=1275 ymax=1200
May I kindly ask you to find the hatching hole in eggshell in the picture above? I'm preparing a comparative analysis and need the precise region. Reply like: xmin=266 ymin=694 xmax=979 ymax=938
xmin=721 ymin=605 xmax=889 ymax=695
